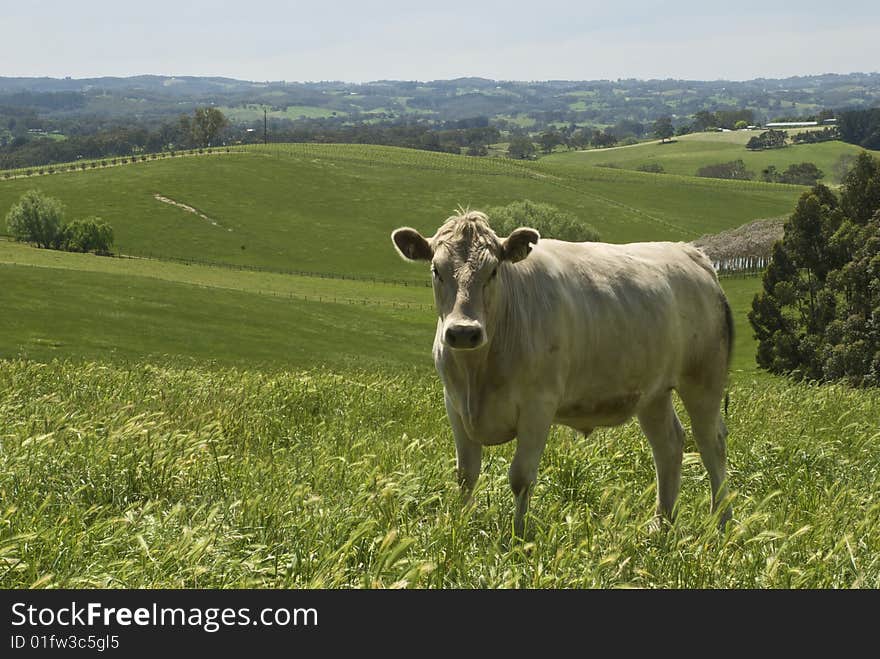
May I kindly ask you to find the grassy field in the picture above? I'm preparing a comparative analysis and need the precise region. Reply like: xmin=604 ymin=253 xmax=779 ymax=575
xmin=1 ymin=360 xmax=877 ymax=588
xmin=545 ymin=133 xmax=873 ymax=183
xmin=1 ymin=141 xmax=877 ymax=589
xmin=0 ymin=143 xmax=804 ymax=278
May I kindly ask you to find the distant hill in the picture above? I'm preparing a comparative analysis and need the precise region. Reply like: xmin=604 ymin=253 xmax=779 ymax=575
xmin=2 ymin=72 xmax=879 ymax=127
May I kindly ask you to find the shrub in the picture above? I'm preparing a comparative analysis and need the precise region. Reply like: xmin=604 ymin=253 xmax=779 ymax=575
xmin=696 ymin=160 xmax=754 ymax=180
xmin=5 ymin=189 xmax=65 ymax=248
xmin=485 ymin=199 xmax=600 ymax=242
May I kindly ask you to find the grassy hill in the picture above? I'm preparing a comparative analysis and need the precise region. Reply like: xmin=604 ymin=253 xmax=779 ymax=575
xmin=0 ymin=239 xmax=760 ymax=372
xmin=544 ymin=131 xmax=874 ymax=183
xmin=0 ymin=143 xmax=803 ymax=279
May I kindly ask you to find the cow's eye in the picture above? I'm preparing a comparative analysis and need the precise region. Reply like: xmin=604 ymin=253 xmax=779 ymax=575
xmin=489 ymin=267 xmax=498 ymax=280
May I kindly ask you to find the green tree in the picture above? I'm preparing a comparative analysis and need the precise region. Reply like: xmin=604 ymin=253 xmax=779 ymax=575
xmin=61 ymin=217 xmax=114 ymax=254
xmin=485 ymin=199 xmax=600 ymax=242
xmin=538 ymin=130 xmax=563 ymax=154
xmin=507 ymin=137 xmax=536 ymax=160
xmin=191 ymin=107 xmax=229 ymax=148
xmin=778 ymin=162 xmax=824 ymax=185
xmin=653 ymin=116 xmax=674 ymax=143
xmin=749 ymin=152 xmax=880 ymax=385
xmin=5 ymin=189 xmax=65 ymax=248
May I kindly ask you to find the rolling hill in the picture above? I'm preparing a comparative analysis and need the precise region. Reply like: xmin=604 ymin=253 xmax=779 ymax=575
xmin=544 ymin=131 xmax=875 ymax=183
xmin=1 ymin=143 xmax=804 ymax=279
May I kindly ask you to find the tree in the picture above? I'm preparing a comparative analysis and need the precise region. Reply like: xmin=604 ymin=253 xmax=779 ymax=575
xmin=692 ymin=110 xmax=715 ymax=131
xmin=749 ymin=152 xmax=880 ymax=385
xmin=653 ymin=116 xmax=674 ymax=143
xmin=485 ymin=199 xmax=600 ymax=243
xmin=5 ymin=189 xmax=65 ymax=248
xmin=507 ymin=137 xmax=536 ymax=160
xmin=590 ymin=129 xmax=618 ymax=148
xmin=778 ymin=162 xmax=824 ymax=186
xmin=538 ymin=130 xmax=563 ymax=154
xmin=191 ymin=107 xmax=229 ymax=148
xmin=61 ymin=217 xmax=114 ymax=254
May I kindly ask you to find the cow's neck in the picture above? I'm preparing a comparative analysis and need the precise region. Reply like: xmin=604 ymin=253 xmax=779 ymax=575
xmin=438 ymin=343 xmax=492 ymax=429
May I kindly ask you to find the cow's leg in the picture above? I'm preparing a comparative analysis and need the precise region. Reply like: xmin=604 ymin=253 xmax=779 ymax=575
xmin=446 ymin=396 xmax=482 ymax=498
xmin=678 ymin=382 xmax=732 ymax=528
xmin=637 ymin=392 xmax=685 ymax=525
xmin=509 ymin=416 xmax=552 ymax=537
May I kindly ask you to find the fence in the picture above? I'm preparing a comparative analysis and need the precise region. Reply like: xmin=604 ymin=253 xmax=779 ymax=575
xmin=713 ymin=255 xmax=769 ymax=278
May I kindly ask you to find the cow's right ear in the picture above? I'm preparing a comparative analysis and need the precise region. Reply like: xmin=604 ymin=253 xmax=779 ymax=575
xmin=392 ymin=227 xmax=433 ymax=262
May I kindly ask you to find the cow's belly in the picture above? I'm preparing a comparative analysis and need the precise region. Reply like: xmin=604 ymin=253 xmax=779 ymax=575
xmin=555 ymin=390 xmax=643 ymax=431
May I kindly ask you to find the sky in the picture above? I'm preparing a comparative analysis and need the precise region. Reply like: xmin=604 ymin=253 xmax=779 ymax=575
xmin=3 ymin=1 xmax=879 ymax=82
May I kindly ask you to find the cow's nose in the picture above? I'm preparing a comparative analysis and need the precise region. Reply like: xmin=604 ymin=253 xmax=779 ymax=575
xmin=444 ymin=324 xmax=483 ymax=349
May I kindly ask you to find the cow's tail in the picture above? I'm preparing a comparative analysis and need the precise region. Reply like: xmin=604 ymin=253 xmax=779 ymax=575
xmin=721 ymin=293 xmax=734 ymax=417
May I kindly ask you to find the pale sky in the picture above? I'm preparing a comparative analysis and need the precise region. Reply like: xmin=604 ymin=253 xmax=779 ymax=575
xmin=3 ymin=1 xmax=879 ymax=82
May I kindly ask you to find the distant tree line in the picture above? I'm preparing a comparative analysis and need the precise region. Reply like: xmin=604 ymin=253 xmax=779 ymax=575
xmin=746 ymin=129 xmax=787 ymax=150
xmin=0 ymin=107 xmax=229 ymax=169
xmin=791 ymin=127 xmax=839 ymax=144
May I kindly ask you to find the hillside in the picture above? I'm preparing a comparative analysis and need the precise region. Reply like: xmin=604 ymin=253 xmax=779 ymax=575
xmin=0 ymin=143 xmax=803 ymax=279
xmin=544 ymin=131 xmax=874 ymax=182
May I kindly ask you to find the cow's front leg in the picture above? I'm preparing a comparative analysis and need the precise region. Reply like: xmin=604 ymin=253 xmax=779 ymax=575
xmin=509 ymin=416 xmax=552 ymax=538
xmin=446 ymin=396 xmax=482 ymax=499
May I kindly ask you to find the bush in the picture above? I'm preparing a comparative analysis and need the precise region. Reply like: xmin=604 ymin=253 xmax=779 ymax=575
xmin=5 ymin=189 xmax=65 ymax=248
xmin=60 ymin=217 xmax=114 ymax=254
xmin=696 ymin=160 xmax=754 ymax=180
xmin=637 ymin=162 xmax=665 ymax=173
xmin=485 ymin=199 xmax=600 ymax=242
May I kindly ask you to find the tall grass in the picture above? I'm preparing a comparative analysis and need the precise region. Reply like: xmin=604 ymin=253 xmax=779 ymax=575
xmin=1 ymin=360 xmax=877 ymax=588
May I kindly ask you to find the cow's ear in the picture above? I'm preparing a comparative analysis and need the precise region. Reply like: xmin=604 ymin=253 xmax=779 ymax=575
xmin=392 ymin=227 xmax=433 ymax=262
xmin=501 ymin=227 xmax=540 ymax=263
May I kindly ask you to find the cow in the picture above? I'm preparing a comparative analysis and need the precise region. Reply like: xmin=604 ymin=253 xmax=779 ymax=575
xmin=391 ymin=210 xmax=734 ymax=537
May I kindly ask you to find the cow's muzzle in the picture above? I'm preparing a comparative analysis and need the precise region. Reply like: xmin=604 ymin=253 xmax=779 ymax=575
xmin=443 ymin=322 xmax=486 ymax=350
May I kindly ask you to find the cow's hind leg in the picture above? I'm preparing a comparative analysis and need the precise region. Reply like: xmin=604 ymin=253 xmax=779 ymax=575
xmin=637 ymin=392 xmax=685 ymax=525
xmin=677 ymin=381 xmax=732 ymax=528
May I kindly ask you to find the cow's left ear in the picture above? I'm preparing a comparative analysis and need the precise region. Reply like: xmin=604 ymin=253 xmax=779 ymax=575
xmin=392 ymin=227 xmax=433 ymax=262
xmin=501 ymin=227 xmax=540 ymax=263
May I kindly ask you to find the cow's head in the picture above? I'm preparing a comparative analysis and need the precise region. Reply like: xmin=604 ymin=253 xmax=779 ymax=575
xmin=392 ymin=211 xmax=539 ymax=351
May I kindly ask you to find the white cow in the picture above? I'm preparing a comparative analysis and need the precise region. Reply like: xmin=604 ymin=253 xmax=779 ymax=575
xmin=392 ymin=211 xmax=733 ymax=536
